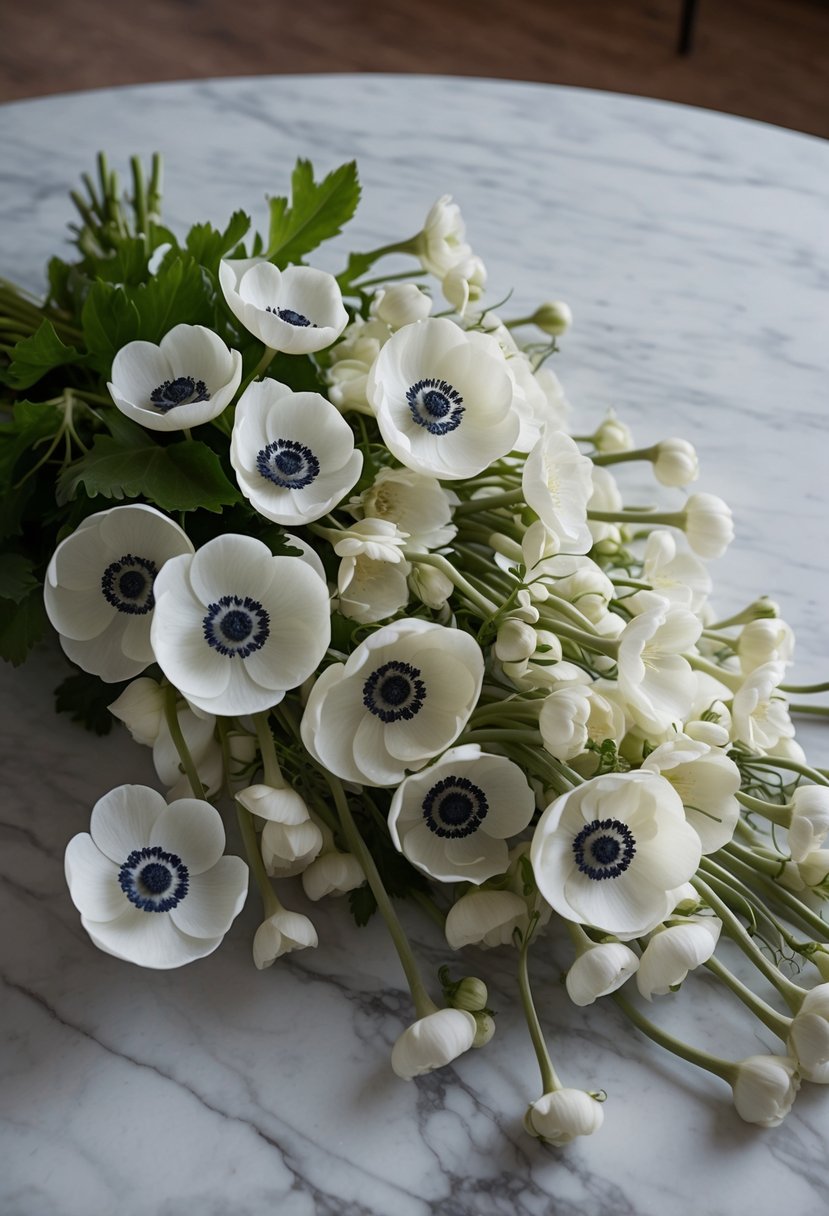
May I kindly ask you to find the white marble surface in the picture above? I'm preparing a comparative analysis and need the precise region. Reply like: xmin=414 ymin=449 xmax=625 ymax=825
xmin=1 ymin=75 xmax=829 ymax=1216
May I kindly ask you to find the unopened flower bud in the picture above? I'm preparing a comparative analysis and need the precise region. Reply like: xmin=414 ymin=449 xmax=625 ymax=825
xmin=253 ymin=907 xmax=318 ymax=968
xmin=451 ymin=976 xmax=489 ymax=1012
xmin=472 ymin=1011 xmax=496 ymax=1048
xmin=391 ymin=1008 xmax=477 ymax=1079
xmin=731 ymin=1055 xmax=800 ymax=1127
xmin=682 ymin=493 xmax=734 ymax=559
xmin=530 ymin=300 xmax=573 ymax=337
xmin=373 ymin=282 xmax=432 ymax=328
xmin=653 ymin=438 xmax=699 ymax=487
xmin=524 ymin=1089 xmax=604 ymax=1145
xmin=594 ymin=412 xmax=633 ymax=453
xmin=738 ymin=618 xmax=795 ymax=673
xmin=495 ymin=618 xmax=537 ymax=663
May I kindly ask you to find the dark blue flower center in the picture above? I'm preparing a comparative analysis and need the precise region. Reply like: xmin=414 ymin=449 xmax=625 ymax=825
xmin=406 ymin=378 xmax=464 ymax=436
xmin=362 ymin=660 xmax=426 ymax=723
xmin=149 ymin=375 xmax=210 ymax=413
xmin=572 ymin=818 xmax=637 ymax=881
xmin=202 ymin=594 xmax=271 ymax=658
xmin=101 ymin=553 xmax=159 ymax=615
xmin=423 ymin=775 xmax=489 ymax=838
xmin=265 ymin=306 xmax=317 ymax=328
xmin=119 ymin=846 xmax=190 ymax=912
xmin=256 ymin=439 xmax=320 ymax=489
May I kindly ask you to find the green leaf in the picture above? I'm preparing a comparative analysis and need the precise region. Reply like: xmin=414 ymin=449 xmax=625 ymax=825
xmin=58 ymin=435 xmax=241 ymax=513
xmin=83 ymin=237 xmax=151 ymax=286
xmin=336 ymin=249 xmax=380 ymax=294
xmin=0 ymin=586 xmax=46 ymax=666
xmin=0 ymin=399 xmax=63 ymax=485
xmin=348 ymin=884 xmax=377 ymax=927
xmin=267 ymin=160 xmax=360 ymax=267
xmin=81 ymin=283 xmax=142 ymax=375
xmin=186 ymin=211 xmax=251 ymax=276
xmin=55 ymin=670 xmax=126 ymax=735
xmin=3 ymin=321 xmax=83 ymax=390
xmin=0 ymin=554 xmax=40 ymax=603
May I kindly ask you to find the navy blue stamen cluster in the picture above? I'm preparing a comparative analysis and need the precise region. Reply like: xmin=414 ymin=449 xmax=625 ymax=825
xmin=256 ymin=438 xmax=320 ymax=489
xmin=362 ymin=660 xmax=426 ymax=723
xmin=265 ymin=306 xmax=317 ymax=328
xmin=118 ymin=846 xmax=189 ymax=912
xmin=149 ymin=376 xmax=210 ymax=413
xmin=422 ymin=775 xmax=489 ymax=838
xmin=101 ymin=553 xmax=159 ymax=614
xmin=406 ymin=378 xmax=465 ymax=435
xmin=202 ymin=594 xmax=271 ymax=658
xmin=572 ymin=818 xmax=637 ymax=881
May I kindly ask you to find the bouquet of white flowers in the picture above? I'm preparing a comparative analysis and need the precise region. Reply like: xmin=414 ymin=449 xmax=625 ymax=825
xmin=2 ymin=154 xmax=827 ymax=1143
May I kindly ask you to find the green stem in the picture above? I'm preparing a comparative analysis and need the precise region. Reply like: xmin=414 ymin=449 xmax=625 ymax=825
xmin=708 ymin=852 xmax=829 ymax=942
xmin=736 ymin=791 xmax=790 ymax=825
xmin=781 ymin=681 xmax=829 ymax=694
xmin=516 ymin=920 xmax=560 ymax=1093
xmin=236 ymin=801 xmax=278 ymax=914
xmin=547 ymin=619 xmax=618 ymax=657
xmin=789 ymin=703 xmax=829 ymax=718
xmin=454 ymin=488 xmax=525 ymax=516
xmin=592 ymin=445 xmax=658 ymax=467
xmin=253 ymin=710 xmax=284 ymax=787
xmin=612 ymin=993 xmax=733 ymax=1081
xmin=163 ymin=684 xmax=205 ymax=798
xmin=742 ymin=755 xmax=829 ymax=788
xmin=326 ymin=773 xmax=436 ymax=1019
xmin=704 ymin=956 xmax=791 ymax=1039
xmin=403 ymin=550 xmax=497 ymax=616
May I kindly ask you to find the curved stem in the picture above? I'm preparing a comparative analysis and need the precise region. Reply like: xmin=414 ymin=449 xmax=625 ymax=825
xmin=704 ymin=956 xmax=791 ymax=1040
xmin=236 ymin=801 xmax=278 ymax=914
xmin=612 ymin=993 xmax=734 ymax=1082
xmin=516 ymin=920 xmax=560 ymax=1094
xmin=163 ymin=684 xmax=205 ymax=798
xmin=454 ymin=488 xmax=524 ymax=516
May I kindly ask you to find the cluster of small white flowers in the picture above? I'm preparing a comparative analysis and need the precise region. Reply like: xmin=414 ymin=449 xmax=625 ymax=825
xmin=46 ymin=186 xmax=829 ymax=1143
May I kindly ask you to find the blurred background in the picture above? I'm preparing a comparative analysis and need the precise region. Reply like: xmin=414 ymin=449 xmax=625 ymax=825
xmin=1 ymin=0 xmax=828 ymax=137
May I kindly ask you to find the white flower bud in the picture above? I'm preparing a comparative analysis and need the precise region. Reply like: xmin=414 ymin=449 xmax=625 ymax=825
xmin=636 ymin=918 xmax=721 ymax=1000
xmin=684 ymin=719 xmax=731 ymax=748
xmin=530 ymin=300 xmax=572 ymax=337
xmin=731 ymin=1055 xmax=800 ymax=1127
xmin=788 ymin=984 xmax=829 ymax=1079
xmin=451 ymin=977 xmax=489 ymax=1012
xmin=794 ymin=850 xmax=829 ymax=889
xmin=472 ymin=1011 xmax=496 ymax=1048
xmin=391 ymin=1008 xmax=477 ymax=1079
xmin=108 ymin=677 xmax=166 ymax=746
xmin=372 ymin=283 xmax=432 ymax=328
xmin=682 ymin=493 xmax=734 ymax=558
xmin=539 ymin=685 xmax=591 ymax=761
xmin=253 ymin=908 xmax=318 ymax=969
xmin=261 ymin=818 xmax=324 ymax=877
xmin=301 ymin=851 xmax=364 ymax=900
xmin=416 ymin=195 xmax=471 ymax=279
xmin=524 ymin=1089 xmax=605 ymax=1145
xmin=594 ymin=412 xmax=633 ymax=454
xmin=551 ymin=565 xmax=614 ymax=624
xmin=789 ymin=787 xmax=829 ymax=863
xmin=565 ymin=941 xmax=639 ymax=1007
xmin=653 ymin=438 xmax=699 ymax=487
xmin=408 ymin=562 xmax=454 ymax=609
xmin=494 ymin=618 xmax=537 ymax=663
xmin=236 ymin=783 xmax=311 ymax=826
xmin=445 ymin=889 xmax=528 ymax=949
xmin=738 ymin=618 xmax=795 ymax=673
xmin=522 ymin=519 xmax=560 ymax=569
xmin=442 ymin=254 xmax=487 ymax=315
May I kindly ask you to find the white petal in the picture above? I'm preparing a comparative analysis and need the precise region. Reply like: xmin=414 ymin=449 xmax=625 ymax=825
xmin=150 ymin=799 xmax=226 ymax=874
xmin=83 ymin=906 xmax=223 ymax=969
xmin=64 ymin=834 xmax=125 ymax=922
xmin=169 ymin=856 xmax=248 ymax=938
xmin=90 ymin=785 xmax=167 ymax=863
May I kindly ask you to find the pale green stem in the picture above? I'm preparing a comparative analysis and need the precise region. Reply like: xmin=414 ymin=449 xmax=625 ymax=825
xmin=236 ymin=801 xmax=279 ymax=916
xmin=403 ymin=550 xmax=498 ymax=616
xmin=704 ymin=955 xmax=792 ymax=1040
xmin=789 ymin=703 xmax=829 ymax=718
xmin=709 ymin=851 xmax=829 ymax=942
xmin=737 ymin=791 xmax=790 ymax=826
xmin=546 ymin=619 xmax=618 ymax=657
xmin=516 ymin=921 xmax=561 ymax=1094
xmin=454 ymin=488 xmax=525 ymax=516
xmin=686 ymin=653 xmax=741 ymax=691
xmin=326 ymin=773 xmax=436 ymax=1019
xmin=592 ymin=445 xmax=659 ymax=467
xmin=163 ymin=685 xmax=204 ymax=798
xmin=613 ymin=993 xmax=734 ymax=1082
xmin=253 ymin=711 xmax=284 ymax=787
xmin=236 ymin=344 xmax=276 ymax=399
xmin=742 ymin=755 xmax=829 ymax=788
xmin=781 ymin=681 xmax=829 ymax=694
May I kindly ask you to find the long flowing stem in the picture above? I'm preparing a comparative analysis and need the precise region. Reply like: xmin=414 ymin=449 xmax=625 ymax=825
xmin=163 ymin=685 xmax=204 ymax=798
xmin=515 ymin=920 xmax=560 ymax=1093
xmin=704 ymin=956 xmax=791 ymax=1039
xmin=612 ymin=993 xmax=734 ymax=1082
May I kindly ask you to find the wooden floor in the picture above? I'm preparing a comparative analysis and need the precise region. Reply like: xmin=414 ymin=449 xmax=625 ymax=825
xmin=2 ymin=0 xmax=828 ymax=138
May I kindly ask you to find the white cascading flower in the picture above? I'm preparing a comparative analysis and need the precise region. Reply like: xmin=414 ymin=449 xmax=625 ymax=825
xmin=635 ymin=917 xmax=722 ymax=1000
xmin=151 ymin=534 xmax=331 ymax=716
xmin=253 ymin=907 xmax=318 ymax=969
xmin=300 ymin=619 xmax=484 ymax=787
xmin=642 ymin=530 xmax=711 ymax=613
xmin=391 ymin=1007 xmax=477 ymax=1079
xmin=357 ymin=466 xmax=457 ymax=551
xmin=616 ymin=595 xmax=701 ymax=735
xmin=387 ymin=745 xmax=536 ymax=885
xmin=730 ymin=1055 xmax=800 ymax=1127
xmin=641 ymin=735 xmax=741 ymax=854
xmin=522 ymin=428 xmax=594 ymax=554
xmin=64 ymin=784 xmax=248 ymax=968
xmin=731 ymin=661 xmax=795 ymax=753
xmin=788 ymin=786 xmax=829 ymax=863
xmin=219 ymin=258 xmax=348 ymax=354
xmin=230 ymin=378 xmax=362 ymax=525
xmin=444 ymin=889 xmax=530 ymax=950
xmin=365 ymin=317 xmax=520 ymax=480
xmin=565 ymin=940 xmax=640 ymax=1007
xmin=107 ymin=324 xmax=242 ymax=432
xmin=44 ymin=504 xmax=194 ymax=683
xmin=531 ymin=770 xmax=702 ymax=938
xmin=787 ymin=984 xmax=829 ymax=1081
xmin=524 ymin=1090 xmax=605 ymax=1146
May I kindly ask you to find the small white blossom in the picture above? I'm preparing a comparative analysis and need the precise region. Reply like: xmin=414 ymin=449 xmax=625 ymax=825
xmin=338 ymin=553 xmax=410 ymax=624
xmin=325 ymin=317 xmax=390 ymax=413
xmin=391 ymin=1007 xmax=477 ymax=1079
xmin=330 ymin=518 xmax=409 ymax=562
xmin=261 ymin=817 xmax=324 ymax=877
xmin=442 ymin=254 xmax=487 ymax=315
xmin=731 ymin=1055 xmax=800 ymax=1127
xmin=616 ymin=598 xmax=701 ymax=735
xmin=445 ymin=889 xmax=530 ymax=950
xmin=594 ymin=412 xmax=633 ymax=454
xmin=738 ymin=618 xmax=795 ymax=673
xmin=108 ymin=324 xmax=242 ymax=432
xmin=522 ymin=429 xmax=593 ymax=554
xmin=372 ymin=283 xmax=432 ymax=328
xmin=358 ymin=466 xmax=457 ymax=551
xmin=642 ymin=530 xmax=711 ymax=612
xmin=789 ymin=787 xmax=829 ymax=863
xmin=636 ymin=917 xmax=721 ymax=1000
xmin=682 ymin=493 xmax=734 ymax=559
xmin=415 ymin=195 xmax=473 ymax=279
xmin=641 ymin=735 xmax=741 ymax=854
xmin=565 ymin=941 xmax=639 ymax=1007
xmin=524 ymin=1090 xmax=605 ymax=1146
xmin=653 ymin=438 xmax=699 ymax=487
xmin=731 ymin=661 xmax=794 ymax=752
xmin=253 ymin=906 xmax=318 ymax=968
xmin=788 ymin=984 xmax=829 ymax=1080
xmin=302 ymin=852 xmax=364 ymax=901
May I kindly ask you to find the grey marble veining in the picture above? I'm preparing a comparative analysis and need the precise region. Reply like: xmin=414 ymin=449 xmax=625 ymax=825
xmin=1 ymin=76 xmax=828 ymax=1216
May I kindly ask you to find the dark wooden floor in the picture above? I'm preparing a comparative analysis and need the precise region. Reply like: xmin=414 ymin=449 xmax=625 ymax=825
xmin=2 ymin=0 xmax=828 ymax=138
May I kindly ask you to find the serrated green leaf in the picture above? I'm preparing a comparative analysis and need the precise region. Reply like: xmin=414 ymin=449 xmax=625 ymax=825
xmin=0 ymin=586 xmax=46 ymax=665
xmin=186 ymin=211 xmax=251 ymax=276
xmin=0 ymin=399 xmax=63 ymax=485
xmin=267 ymin=160 xmax=360 ymax=267
xmin=0 ymin=554 xmax=40 ymax=603
xmin=57 ymin=435 xmax=241 ymax=513
xmin=3 ymin=320 xmax=83 ymax=390
xmin=336 ymin=249 xmax=380 ymax=294
xmin=84 ymin=237 xmax=151 ymax=286
xmin=348 ymin=884 xmax=377 ymax=927
xmin=81 ymin=283 xmax=141 ymax=375
xmin=55 ymin=670 xmax=126 ymax=735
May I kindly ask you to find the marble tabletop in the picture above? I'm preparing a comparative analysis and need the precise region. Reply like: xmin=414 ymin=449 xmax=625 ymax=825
xmin=2 ymin=75 xmax=828 ymax=1216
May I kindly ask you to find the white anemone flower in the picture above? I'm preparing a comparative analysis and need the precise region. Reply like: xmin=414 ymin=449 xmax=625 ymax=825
xmin=681 ymin=493 xmax=734 ymax=558
xmin=787 ymin=984 xmax=829 ymax=1080
xmin=442 ymin=254 xmax=487 ymax=316
xmin=565 ymin=940 xmax=640 ymax=1007
xmin=737 ymin=618 xmax=795 ymax=673
xmin=366 ymin=317 xmax=519 ymax=480
xmin=522 ymin=428 xmax=594 ymax=554
xmin=641 ymin=735 xmax=741 ymax=854
xmin=531 ymin=770 xmax=702 ymax=938
xmin=253 ymin=906 xmax=318 ymax=968
xmin=151 ymin=534 xmax=331 ymax=716
xmin=616 ymin=597 xmax=701 ymax=735
xmin=391 ymin=1007 xmax=477 ymax=1079
xmin=230 ymin=379 xmax=362 ymax=525
xmin=731 ymin=661 xmax=794 ymax=752
xmin=731 ymin=1055 xmax=800 ymax=1127
xmin=444 ymin=889 xmax=530 ymax=950
xmin=302 ymin=851 xmax=364 ymax=901
xmin=372 ymin=283 xmax=432 ymax=329
xmin=44 ymin=503 xmax=194 ymax=683
xmin=337 ymin=554 xmax=411 ymax=624
xmin=636 ymin=917 xmax=722 ymax=999
xmin=325 ymin=317 xmax=390 ymax=414
xmin=388 ymin=745 xmax=535 ymax=885
xmin=789 ymin=787 xmax=829 ymax=863
xmin=642 ymin=530 xmax=711 ymax=613
xmin=415 ymin=195 xmax=473 ymax=279
xmin=300 ymin=619 xmax=484 ymax=787
xmin=357 ymin=466 xmax=457 ymax=551
xmin=64 ymin=784 xmax=248 ymax=969
xmin=524 ymin=1090 xmax=605 ymax=1146
xmin=652 ymin=438 xmax=699 ymax=487
xmin=107 ymin=324 xmax=242 ymax=432
xmin=219 ymin=258 xmax=348 ymax=354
